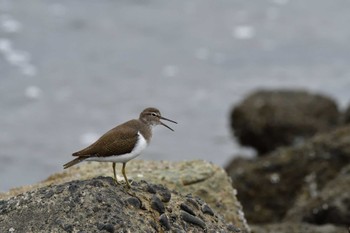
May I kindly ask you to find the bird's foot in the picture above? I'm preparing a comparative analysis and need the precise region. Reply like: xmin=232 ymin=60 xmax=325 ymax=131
xmin=113 ymin=178 xmax=120 ymax=186
xmin=124 ymin=179 xmax=132 ymax=189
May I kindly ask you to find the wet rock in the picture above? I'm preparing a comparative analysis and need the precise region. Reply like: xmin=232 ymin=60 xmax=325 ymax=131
xmin=158 ymin=185 xmax=172 ymax=202
xmin=285 ymin=164 xmax=350 ymax=226
xmin=0 ymin=177 xmax=240 ymax=232
xmin=343 ymin=104 xmax=350 ymax=124
xmin=186 ymin=197 xmax=199 ymax=209
xmin=202 ymin=204 xmax=214 ymax=216
xmin=97 ymin=223 xmax=114 ymax=233
xmin=125 ymin=197 xmax=141 ymax=209
xmin=180 ymin=203 xmax=196 ymax=216
xmin=159 ymin=213 xmax=171 ymax=231
xmin=230 ymin=90 xmax=339 ymax=154
xmin=151 ymin=195 xmax=165 ymax=214
xmin=0 ymin=160 xmax=250 ymax=233
xmin=226 ymin=126 xmax=350 ymax=224
xmin=227 ymin=223 xmax=242 ymax=232
xmin=180 ymin=211 xmax=206 ymax=229
xmin=251 ymin=222 xmax=346 ymax=233
xmin=146 ymin=183 xmax=157 ymax=194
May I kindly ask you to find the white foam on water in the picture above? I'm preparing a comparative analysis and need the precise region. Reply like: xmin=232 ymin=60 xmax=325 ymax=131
xmin=162 ymin=65 xmax=179 ymax=77
xmin=195 ymin=47 xmax=209 ymax=60
xmin=25 ymin=86 xmax=42 ymax=99
xmin=271 ymin=0 xmax=289 ymax=5
xmin=0 ymin=14 xmax=22 ymax=33
xmin=0 ymin=38 xmax=11 ymax=52
xmin=232 ymin=25 xmax=255 ymax=40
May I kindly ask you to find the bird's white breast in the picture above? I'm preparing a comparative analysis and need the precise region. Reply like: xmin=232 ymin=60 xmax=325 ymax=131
xmin=86 ymin=132 xmax=148 ymax=163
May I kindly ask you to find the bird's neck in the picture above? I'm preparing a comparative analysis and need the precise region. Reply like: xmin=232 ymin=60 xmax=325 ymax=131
xmin=138 ymin=121 xmax=152 ymax=143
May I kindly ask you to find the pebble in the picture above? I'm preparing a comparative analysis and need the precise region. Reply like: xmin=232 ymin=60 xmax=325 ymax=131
xmin=195 ymin=197 xmax=204 ymax=205
xmin=55 ymin=185 xmax=65 ymax=194
xmin=158 ymin=188 xmax=171 ymax=202
xmin=149 ymin=220 xmax=158 ymax=231
xmin=180 ymin=203 xmax=196 ymax=216
xmin=44 ymin=190 xmax=54 ymax=199
xmin=68 ymin=183 xmax=79 ymax=193
xmin=150 ymin=195 xmax=165 ymax=214
xmin=201 ymin=204 xmax=214 ymax=216
xmin=159 ymin=213 xmax=171 ymax=231
xmin=146 ymin=184 xmax=157 ymax=194
xmin=180 ymin=211 xmax=206 ymax=229
xmin=186 ymin=198 xmax=199 ymax=209
xmin=227 ymin=224 xmax=241 ymax=232
xmin=126 ymin=197 xmax=141 ymax=209
xmin=97 ymin=223 xmax=114 ymax=233
xmin=62 ymin=224 xmax=73 ymax=232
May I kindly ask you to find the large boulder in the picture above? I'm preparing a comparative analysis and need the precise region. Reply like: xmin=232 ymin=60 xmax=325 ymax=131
xmin=0 ymin=177 xmax=240 ymax=232
xmin=230 ymin=90 xmax=339 ymax=154
xmin=225 ymin=126 xmax=350 ymax=224
xmin=1 ymin=160 xmax=250 ymax=232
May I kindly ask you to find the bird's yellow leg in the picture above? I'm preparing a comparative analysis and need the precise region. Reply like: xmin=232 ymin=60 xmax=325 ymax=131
xmin=122 ymin=163 xmax=131 ymax=189
xmin=112 ymin=162 xmax=119 ymax=185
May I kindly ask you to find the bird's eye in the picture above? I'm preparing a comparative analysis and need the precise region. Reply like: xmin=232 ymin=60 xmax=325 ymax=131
xmin=151 ymin=112 xmax=157 ymax=116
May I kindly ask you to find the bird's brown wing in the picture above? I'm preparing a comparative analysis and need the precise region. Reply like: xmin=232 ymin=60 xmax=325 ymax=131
xmin=72 ymin=121 xmax=140 ymax=157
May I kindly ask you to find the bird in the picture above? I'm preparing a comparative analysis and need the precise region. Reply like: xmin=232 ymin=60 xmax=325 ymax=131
xmin=63 ymin=107 xmax=177 ymax=188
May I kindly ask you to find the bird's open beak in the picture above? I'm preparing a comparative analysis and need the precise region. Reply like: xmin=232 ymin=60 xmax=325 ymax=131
xmin=159 ymin=116 xmax=177 ymax=131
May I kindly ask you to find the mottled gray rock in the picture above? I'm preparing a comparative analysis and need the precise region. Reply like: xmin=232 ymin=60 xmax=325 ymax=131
xmin=250 ymin=222 xmax=346 ymax=233
xmin=0 ymin=177 xmax=241 ymax=233
xmin=1 ymin=160 xmax=250 ymax=233
xmin=226 ymin=126 xmax=350 ymax=224
xmin=285 ymin=164 xmax=350 ymax=226
xmin=231 ymin=90 xmax=339 ymax=154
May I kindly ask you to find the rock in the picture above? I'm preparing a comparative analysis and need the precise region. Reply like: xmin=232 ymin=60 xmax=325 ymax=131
xmin=180 ymin=202 xmax=196 ymax=216
xmin=285 ymin=164 xmax=350 ymax=226
xmin=202 ymin=204 xmax=215 ymax=216
xmin=250 ymin=222 xmax=346 ymax=233
xmin=230 ymin=90 xmax=339 ymax=154
xmin=151 ymin=194 xmax=165 ymax=214
xmin=0 ymin=177 xmax=238 ymax=232
xmin=225 ymin=126 xmax=350 ymax=224
xmin=159 ymin=213 xmax=171 ymax=231
xmin=0 ymin=160 xmax=250 ymax=233
xmin=343 ymin=104 xmax=350 ymax=124
xmin=180 ymin=211 xmax=206 ymax=229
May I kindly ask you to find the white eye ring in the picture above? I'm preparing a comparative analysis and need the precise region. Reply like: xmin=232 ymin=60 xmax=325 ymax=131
xmin=151 ymin=112 xmax=157 ymax=116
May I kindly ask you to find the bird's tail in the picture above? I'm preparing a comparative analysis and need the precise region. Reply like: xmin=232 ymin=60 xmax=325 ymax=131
xmin=63 ymin=157 xmax=86 ymax=169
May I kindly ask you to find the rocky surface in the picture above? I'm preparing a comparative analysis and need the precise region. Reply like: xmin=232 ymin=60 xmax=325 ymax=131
xmin=225 ymin=125 xmax=350 ymax=224
xmin=250 ymin=222 xmax=346 ymax=233
xmin=0 ymin=160 xmax=250 ymax=232
xmin=344 ymin=104 xmax=350 ymax=124
xmin=285 ymin=163 xmax=350 ymax=226
xmin=0 ymin=177 xmax=242 ymax=232
xmin=230 ymin=90 xmax=339 ymax=154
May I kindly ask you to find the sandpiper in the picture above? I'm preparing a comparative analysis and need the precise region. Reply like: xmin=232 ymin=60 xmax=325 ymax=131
xmin=63 ymin=107 xmax=177 ymax=188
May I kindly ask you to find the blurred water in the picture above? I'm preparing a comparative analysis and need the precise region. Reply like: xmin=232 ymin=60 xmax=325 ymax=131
xmin=1 ymin=0 xmax=350 ymax=191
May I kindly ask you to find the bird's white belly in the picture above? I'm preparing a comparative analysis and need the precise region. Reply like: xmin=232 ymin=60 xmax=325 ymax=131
xmin=86 ymin=132 xmax=148 ymax=163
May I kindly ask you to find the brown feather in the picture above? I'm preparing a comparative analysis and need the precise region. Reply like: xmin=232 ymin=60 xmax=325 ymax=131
xmin=63 ymin=157 xmax=86 ymax=169
xmin=72 ymin=119 xmax=150 ymax=158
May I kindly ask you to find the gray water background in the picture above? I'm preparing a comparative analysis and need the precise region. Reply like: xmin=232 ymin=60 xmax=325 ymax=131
xmin=1 ymin=0 xmax=350 ymax=191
